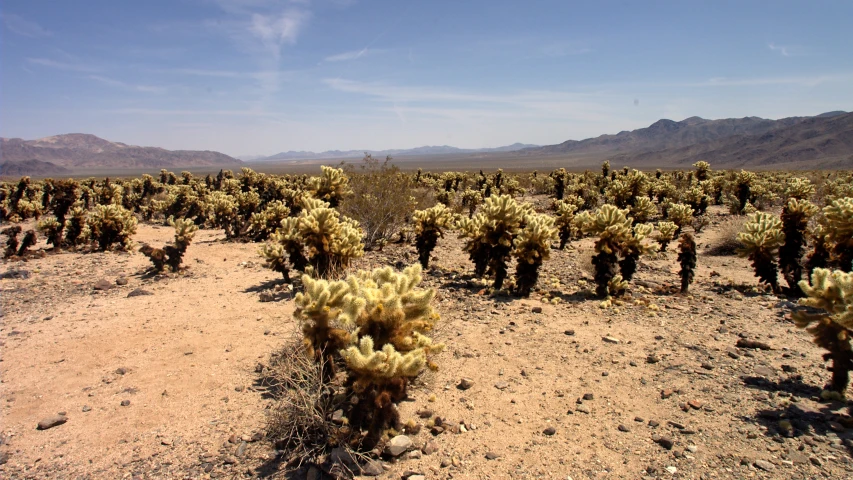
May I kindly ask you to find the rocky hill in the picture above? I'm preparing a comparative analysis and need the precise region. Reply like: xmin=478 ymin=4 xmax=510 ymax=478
xmin=0 ymin=159 xmax=71 ymax=177
xmin=523 ymin=111 xmax=853 ymax=169
xmin=0 ymin=134 xmax=242 ymax=173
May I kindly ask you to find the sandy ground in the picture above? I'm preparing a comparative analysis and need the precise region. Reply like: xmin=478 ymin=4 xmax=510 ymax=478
xmin=1 ymin=204 xmax=853 ymax=479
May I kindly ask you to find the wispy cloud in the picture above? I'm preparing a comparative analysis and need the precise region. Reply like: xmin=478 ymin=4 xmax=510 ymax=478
xmin=110 ymin=107 xmax=278 ymax=117
xmin=692 ymin=73 xmax=853 ymax=88
xmin=324 ymin=47 xmax=372 ymax=62
xmin=249 ymin=9 xmax=309 ymax=58
xmin=26 ymin=57 xmax=99 ymax=72
xmin=1 ymin=12 xmax=51 ymax=37
xmin=768 ymin=42 xmax=790 ymax=57
xmin=87 ymin=75 xmax=167 ymax=93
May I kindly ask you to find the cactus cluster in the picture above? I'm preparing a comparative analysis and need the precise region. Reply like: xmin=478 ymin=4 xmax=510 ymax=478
xmin=794 ymin=269 xmax=853 ymax=396
xmin=457 ymin=194 xmax=532 ymax=290
xmin=140 ymin=218 xmax=198 ymax=272
xmin=737 ymin=212 xmax=785 ymax=292
xmin=512 ymin=214 xmax=558 ymax=296
xmin=293 ymin=265 xmax=442 ymax=448
xmin=412 ymin=203 xmax=456 ymax=269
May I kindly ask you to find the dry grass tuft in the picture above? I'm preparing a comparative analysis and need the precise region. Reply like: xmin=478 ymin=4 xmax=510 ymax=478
xmin=706 ymin=216 xmax=746 ymax=256
xmin=263 ymin=337 xmax=352 ymax=470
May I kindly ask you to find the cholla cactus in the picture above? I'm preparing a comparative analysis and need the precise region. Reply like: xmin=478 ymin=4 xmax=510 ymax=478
xmin=731 ymin=170 xmax=756 ymax=214
xmin=794 ymin=269 xmax=853 ymax=396
xmin=460 ymin=188 xmax=483 ymax=218
xmin=36 ymin=217 xmax=62 ymax=249
xmin=294 ymin=265 xmax=442 ymax=448
xmin=64 ymin=205 xmax=89 ymax=247
xmin=683 ymin=186 xmax=710 ymax=215
xmin=412 ymin=203 xmax=456 ymax=269
xmin=88 ymin=204 xmax=137 ymax=251
xmin=737 ymin=212 xmax=784 ymax=292
xmin=580 ymin=205 xmax=634 ymax=297
xmin=554 ymin=200 xmax=578 ymax=249
xmin=247 ymin=200 xmax=290 ymax=241
xmin=822 ymin=197 xmax=853 ymax=272
xmin=654 ymin=221 xmax=678 ymax=252
xmin=308 ymin=165 xmax=350 ymax=208
xmin=512 ymin=214 xmax=557 ymax=296
xmin=457 ymin=194 xmax=532 ymax=290
xmin=139 ymin=218 xmax=198 ymax=272
xmin=631 ymin=196 xmax=657 ymax=224
xmin=693 ymin=161 xmax=711 ymax=182
xmin=780 ymin=198 xmax=819 ymax=295
xmin=785 ymin=178 xmax=815 ymax=201
xmin=667 ymin=203 xmax=694 ymax=236
xmin=678 ymin=233 xmax=697 ymax=293
xmin=2 ymin=226 xmax=22 ymax=258
xmin=300 ymin=207 xmax=364 ymax=277
xmin=618 ymin=223 xmax=659 ymax=282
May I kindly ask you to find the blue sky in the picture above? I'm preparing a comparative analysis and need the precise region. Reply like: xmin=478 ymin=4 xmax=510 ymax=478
xmin=1 ymin=0 xmax=852 ymax=157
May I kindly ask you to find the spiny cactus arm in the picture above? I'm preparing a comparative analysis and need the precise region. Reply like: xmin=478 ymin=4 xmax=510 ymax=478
xmin=797 ymin=269 xmax=853 ymax=329
xmin=340 ymin=336 xmax=428 ymax=386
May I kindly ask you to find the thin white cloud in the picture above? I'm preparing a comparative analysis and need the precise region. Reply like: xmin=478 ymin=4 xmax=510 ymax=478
xmin=87 ymin=75 xmax=167 ymax=93
xmin=768 ymin=42 xmax=790 ymax=57
xmin=26 ymin=57 xmax=100 ymax=72
xmin=324 ymin=47 xmax=370 ymax=62
xmin=691 ymin=73 xmax=853 ymax=88
xmin=249 ymin=9 xmax=308 ymax=58
xmin=110 ymin=107 xmax=278 ymax=117
xmin=1 ymin=12 xmax=51 ymax=37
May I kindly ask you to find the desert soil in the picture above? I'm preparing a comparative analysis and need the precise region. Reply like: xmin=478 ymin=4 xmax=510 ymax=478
xmin=1 ymin=204 xmax=852 ymax=480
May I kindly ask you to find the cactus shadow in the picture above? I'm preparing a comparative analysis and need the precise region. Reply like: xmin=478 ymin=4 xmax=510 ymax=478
xmin=243 ymin=278 xmax=289 ymax=294
xmin=742 ymin=374 xmax=823 ymax=399
xmin=741 ymin=402 xmax=853 ymax=456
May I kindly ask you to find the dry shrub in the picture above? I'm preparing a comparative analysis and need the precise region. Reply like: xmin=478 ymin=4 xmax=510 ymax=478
xmin=340 ymin=155 xmax=415 ymax=249
xmin=263 ymin=337 xmax=351 ymax=469
xmin=707 ymin=216 xmax=746 ymax=256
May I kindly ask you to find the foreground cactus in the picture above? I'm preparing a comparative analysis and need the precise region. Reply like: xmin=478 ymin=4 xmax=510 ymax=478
xmin=678 ymin=233 xmax=697 ymax=293
xmin=293 ymin=265 xmax=442 ymax=448
xmin=780 ymin=198 xmax=819 ymax=295
xmin=412 ymin=203 xmax=456 ymax=269
xmin=738 ymin=212 xmax=784 ymax=293
xmin=554 ymin=200 xmax=578 ymax=249
xmin=457 ymin=194 xmax=532 ymax=290
xmin=794 ymin=269 xmax=853 ymax=396
xmin=618 ymin=223 xmax=659 ymax=282
xmin=139 ymin=218 xmax=198 ymax=272
xmin=88 ymin=204 xmax=137 ymax=251
xmin=822 ymin=197 xmax=853 ymax=272
xmin=654 ymin=221 xmax=679 ymax=252
xmin=580 ymin=205 xmax=634 ymax=297
xmin=512 ymin=214 xmax=558 ymax=296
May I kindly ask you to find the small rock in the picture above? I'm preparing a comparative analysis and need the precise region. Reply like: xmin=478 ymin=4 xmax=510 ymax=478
xmin=665 ymin=466 xmax=677 ymax=474
xmin=331 ymin=409 xmax=345 ymax=424
xmin=440 ymin=458 xmax=451 ymax=468
xmin=532 ymin=306 xmax=543 ymax=314
xmin=753 ymin=459 xmax=775 ymax=471
xmin=736 ymin=338 xmax=772 ymax=350
xmin=564 ymin=329 xmax=575 ymax=336
xmin=583 ymin=393 xmax=594 ymax=401
xmin=259 ymin=291 xmax=274 ymax=302
xmin=161 ymin=438 xmax=173 ymax=446
xmin=385 ymin=435 xmax=412 ymax=457
xmin=648 ymin=420 xmax=660 ymax=427
xmin=222 ymin=455 xmax=238 ymax=465
xmin=655 ymin=436 xmax=674 ymax=450
xmin=688 ymin=400 xmax=704 ymax=410
xmin=82 ymin=405 xmax=91 ymax=412
xmin=115 ymin=367 xmax=128 ymax=375
xmin=116 ymin=277 xmax=129 ymax=286
xmin=494 ymin=382 xmax=509 ymax=390
xmin=646 ymin=354 xmax=661 ymax=364
xmin=360 ymin=460 xmax=384 ymax=476
xmin=700 ymin=362 xmax=714 ymax=370
xmin=127 ymin=288 xmax=153 ymax=297
xmin=0 ymin=452 xmax=9 ymax=465
xmin=93 ymin=279 xmax=114 ymax=290
xmin=120 ymin=400 xmax=131 ymax=407
xmin=686 ymin=445 xmax=698 ymax=453
xmin=404 ymin=450 xmax=422 ymax=460
xmin=485 ymin=451 xmax=500 ymax=460
xmin=661 ymin=389 xmax=675 ymax=399
xmin=602 ymin=336 xmax=620 ymax=344
xmin=575 ymin=405 xmax=591 ymax=414
xmin=543 ymin=427 xmax=556 ymax=436
xmin=37 ymin=415 xmax=67 ymax=430
xmin=618 ymin=424 xmax=630 ymax=432
xmin=236 ymin=441 xmax=247 ymax=457
xmin=422 ymin=441 xmax=438 ymax=455
xmin=457 ymin=378 xmax=474 ymax=390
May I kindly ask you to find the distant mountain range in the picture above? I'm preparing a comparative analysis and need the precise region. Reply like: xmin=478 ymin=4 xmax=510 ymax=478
xmin=0 ymin=134 xmax=242 ymax=174
xmin=520 ymin=110 xmax=853 ymax=169
xmin=3 ymin=110 xmax=852 ymax=176
xmin=247 ymin=142 xmax=539 ymax=162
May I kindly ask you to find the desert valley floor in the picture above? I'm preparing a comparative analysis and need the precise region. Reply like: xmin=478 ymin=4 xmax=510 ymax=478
xmin=1 ymin=206 xmax=852 ymax=480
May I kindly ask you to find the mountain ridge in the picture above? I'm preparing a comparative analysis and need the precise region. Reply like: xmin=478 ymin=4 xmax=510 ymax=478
xmin=252 ymin=142 xmax=539 ymax=162
xmin=1 ymin=133 xmax=242 ymax=173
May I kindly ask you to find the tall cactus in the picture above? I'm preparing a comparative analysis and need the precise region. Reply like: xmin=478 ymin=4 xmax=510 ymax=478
xmin=412 ymin=203 xmax=456 ymax=269
xmin=737 ymin=212 xmax=784 ymax=293
xmin=512 ymin=214 xmax=558 ymax=296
